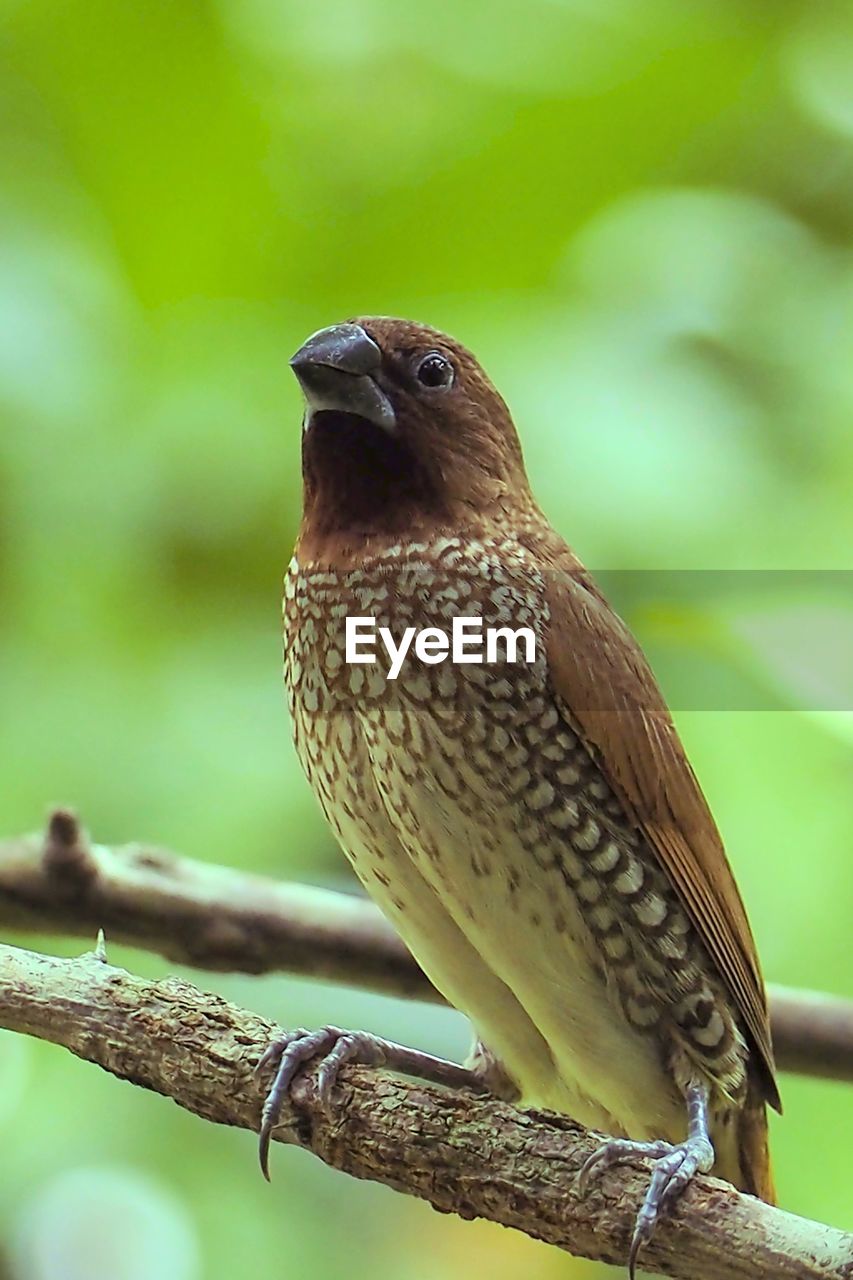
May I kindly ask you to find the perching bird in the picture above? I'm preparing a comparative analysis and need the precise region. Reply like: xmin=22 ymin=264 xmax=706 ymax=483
xmin=260 ymin=317 xmax=780 ymax=1275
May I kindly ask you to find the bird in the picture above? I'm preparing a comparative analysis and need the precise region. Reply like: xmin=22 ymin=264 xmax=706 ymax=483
xmin=259 ymin=316 xmax=780 ymax=1276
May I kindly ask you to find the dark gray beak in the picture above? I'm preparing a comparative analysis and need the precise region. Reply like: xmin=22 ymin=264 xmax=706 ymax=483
xmin=290 ymin=323 xmax=396 ymax=432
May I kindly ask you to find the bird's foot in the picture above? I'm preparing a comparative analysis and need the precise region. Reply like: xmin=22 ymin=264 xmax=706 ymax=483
xmin=255 ymin=1025 xmax=484 ymax=1180
xmin=578 ymin=1134 xmax=714 ymax=1277
xmin=577 ymin=1082 xmax=714 ymax=1278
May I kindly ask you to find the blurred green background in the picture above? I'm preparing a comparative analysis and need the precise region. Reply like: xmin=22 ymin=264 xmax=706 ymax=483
xmin=1 ymin=1 xmax=852 ymax=1277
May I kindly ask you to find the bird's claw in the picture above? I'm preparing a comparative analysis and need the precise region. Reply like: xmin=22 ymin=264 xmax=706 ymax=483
xmin=576 ymin=1136 xmax=675 ymax=1197
xmin=255 ymin=1026 xmax=388 ymax=1181
xmin=577 ymin=1132 xmax=713 ymax=1279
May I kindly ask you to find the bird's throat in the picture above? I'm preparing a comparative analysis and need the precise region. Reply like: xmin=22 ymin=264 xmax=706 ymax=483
xmin=301 ymin=411 xmax=445 ymax=544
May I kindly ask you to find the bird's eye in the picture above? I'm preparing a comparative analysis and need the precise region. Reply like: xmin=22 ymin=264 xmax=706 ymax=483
xmin=415 ymin=351 xmax=454 ymax=389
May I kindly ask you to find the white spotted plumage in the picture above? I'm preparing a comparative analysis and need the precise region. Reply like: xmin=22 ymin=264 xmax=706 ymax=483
xmin=283 ymin=534 xmax=748 ymax=1142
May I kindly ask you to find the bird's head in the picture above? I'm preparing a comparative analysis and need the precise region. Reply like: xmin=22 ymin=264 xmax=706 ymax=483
xmin=290 ymin=317 xmax=533 ymax=548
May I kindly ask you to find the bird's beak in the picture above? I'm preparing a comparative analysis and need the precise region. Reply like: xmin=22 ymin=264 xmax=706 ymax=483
xmin=290 ymin=323 xmax=396 ymax=433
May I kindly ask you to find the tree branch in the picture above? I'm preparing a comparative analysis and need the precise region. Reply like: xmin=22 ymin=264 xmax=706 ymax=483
xmin=1 ymin=940 xmax=850 ymax=1280
xmin=1 ymin=810 xmax=851 ymax=1084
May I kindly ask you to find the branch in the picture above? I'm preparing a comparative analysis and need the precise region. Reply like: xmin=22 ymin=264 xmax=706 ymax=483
xmin=1 ymin=941 xmax=850 ymax=1280
xmin=1 ymin=811 xmax=852 ymax=1084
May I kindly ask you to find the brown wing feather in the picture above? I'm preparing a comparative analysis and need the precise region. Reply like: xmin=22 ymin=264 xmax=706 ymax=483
xmin=542 ymin=556 xmax=780 ymax=1112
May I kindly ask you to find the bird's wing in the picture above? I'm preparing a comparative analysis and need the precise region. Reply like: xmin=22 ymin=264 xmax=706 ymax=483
xmin=543 ymin=560 xmax=780 ymax=1110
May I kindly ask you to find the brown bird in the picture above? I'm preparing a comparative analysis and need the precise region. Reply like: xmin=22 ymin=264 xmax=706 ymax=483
xmin=260 ymin=317 xmax=780 ymax=1275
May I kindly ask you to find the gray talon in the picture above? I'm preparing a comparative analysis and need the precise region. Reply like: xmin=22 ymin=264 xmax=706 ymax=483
xmin=256 ymin=1026 xmax=390 ymax=1179
xmin=255 ymin=1025 xmax=480 ymax=1181
xmin=575 ymin=1081 xmax=715 ymax=1278
xmin=576 ymin=1136 xmax=675 ymax=1196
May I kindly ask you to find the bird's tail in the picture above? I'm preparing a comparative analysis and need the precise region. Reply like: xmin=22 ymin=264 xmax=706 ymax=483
xmin=714 ymin=1074 xmax=775 ymax=1203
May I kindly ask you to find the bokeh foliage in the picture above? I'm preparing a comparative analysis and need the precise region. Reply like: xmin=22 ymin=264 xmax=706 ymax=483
xmin=1 ymin=1 xmax=851 ymax=1277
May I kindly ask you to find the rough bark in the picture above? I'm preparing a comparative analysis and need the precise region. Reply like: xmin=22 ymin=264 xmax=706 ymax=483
xmin=1 ymin=940 xmax=851 ymax=1280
